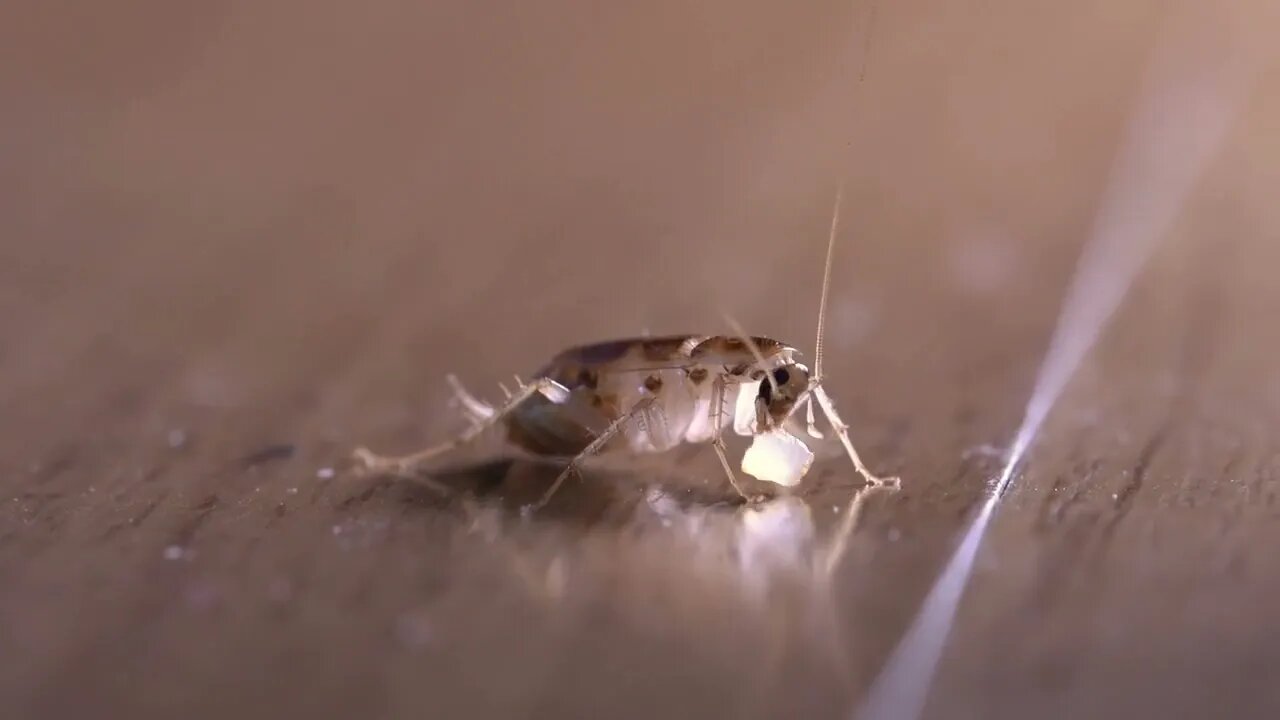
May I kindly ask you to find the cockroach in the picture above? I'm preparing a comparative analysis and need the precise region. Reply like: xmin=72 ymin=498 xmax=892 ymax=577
xmin=354 ymin=188 xmax=899 ymax=508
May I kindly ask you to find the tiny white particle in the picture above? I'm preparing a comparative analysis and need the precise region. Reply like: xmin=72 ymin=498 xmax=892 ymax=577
xmin=888 ymin=528 xmax=902 ymax=542
xmin=163 ymin=545 xmax=185 ymax=560
xmin=316 ymin=467 xmax=336 ymax=480
xmin=286 ymin=487 xmax=299 ymax=495
xmin=331 ymin=525 xmax=343 ymax=535
xmin=167 ymin=429 xmax=188 ymax=449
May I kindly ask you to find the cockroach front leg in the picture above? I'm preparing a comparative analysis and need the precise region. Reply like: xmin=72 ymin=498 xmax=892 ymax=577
xmin=810 ymin=385 xmax=900 ymax=488
xmin=353 ymin=377 xmax=570 ymax=478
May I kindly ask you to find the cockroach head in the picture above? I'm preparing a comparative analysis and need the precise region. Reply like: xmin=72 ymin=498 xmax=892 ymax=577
xmin=755 ymin=362 xmax=811 ymax=429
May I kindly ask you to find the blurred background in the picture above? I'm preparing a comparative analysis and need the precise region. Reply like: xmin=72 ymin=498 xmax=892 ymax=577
xmin=3 ymin=1 xmax=1279 ymax=719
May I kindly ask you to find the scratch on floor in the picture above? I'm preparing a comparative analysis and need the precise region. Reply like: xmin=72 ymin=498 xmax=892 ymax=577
xmin=171 ymin=493 xmax=221 ymax=545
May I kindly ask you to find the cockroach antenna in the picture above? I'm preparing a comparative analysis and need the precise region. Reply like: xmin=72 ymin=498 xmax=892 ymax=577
xmin=723 ymin=313 xmax=779 ymax=396
xmin=813 ymin=181 xmax=844 ymax=384
xmin=799 ymin=180 xmax=899 ymax=488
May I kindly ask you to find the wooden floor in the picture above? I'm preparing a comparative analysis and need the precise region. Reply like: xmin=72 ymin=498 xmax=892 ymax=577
xmin=4 ymin=3 xmax=1279 ymax=718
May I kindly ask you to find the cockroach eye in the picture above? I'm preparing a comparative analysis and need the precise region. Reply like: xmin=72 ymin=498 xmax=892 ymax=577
xmin=757 ymin=376 xmax=773 ymax=403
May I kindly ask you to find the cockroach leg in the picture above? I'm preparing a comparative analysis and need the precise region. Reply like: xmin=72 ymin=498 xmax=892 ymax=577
xmin=711 ymin=437 xmax=753 ymax=502
xmin=447 ymin=373 xmax=496 ymax=424
xmin=709 ymin=375 xmax=756 ymax=502
xmin=811 ymin=385 xmax=900 ymax=488
xmin=529 ymin=396 xmax=657 ymax=512
xmin=804 ymin=395 xmax=824 ymax=439
xmin=354 ymin=377 xmax=570 ymax=479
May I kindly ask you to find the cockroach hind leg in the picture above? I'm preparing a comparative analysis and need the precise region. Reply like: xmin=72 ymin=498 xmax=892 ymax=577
xmin=355 ymin=377 xmax=568 ymax=481
xmin=349 ymin=446 xmax=452 ymax=496
xmin=525 ymin=395 xmax=658 ymax=514
xmin=351 ymin=443 xmax=452 ymax=479
xmin=446 ymin=373 xmax=496 ymax=423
